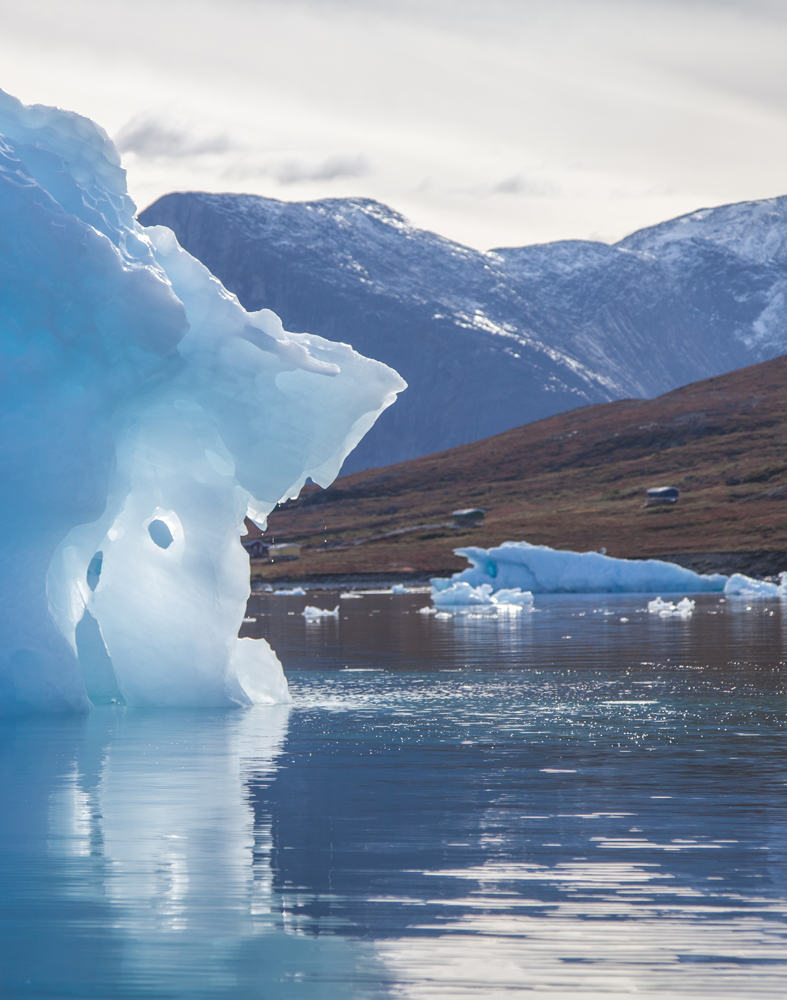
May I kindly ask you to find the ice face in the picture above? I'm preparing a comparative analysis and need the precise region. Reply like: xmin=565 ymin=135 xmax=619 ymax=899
xmin=0 ymin=90 xmax=405 ymax=712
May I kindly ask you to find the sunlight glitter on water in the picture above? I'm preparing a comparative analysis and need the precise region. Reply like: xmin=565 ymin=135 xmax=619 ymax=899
xmin=0 ymin=591 xmax=785 ymax=998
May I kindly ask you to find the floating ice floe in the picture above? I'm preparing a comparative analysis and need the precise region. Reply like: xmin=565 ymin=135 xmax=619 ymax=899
xmin=340 ymin=591 xmax=364 ymax=599
xmin=432 ymin=542 xmax=727 ymax=596
xmin=647 ymin=597 xmax=695 ymax=617
xmin=0 ymin=89 xmax=404 ymax=712
xmin=391 ymin=584 xmax=408 ymax=594
xmin=429 ymin=541 xmax=787 ymax=614
xmin=274 ymin=587 xmax=307 ymax=596
xmin=431 ymin=581 xmax=534 ymax=610
xmin=302 ymin=605 xmax=340 ymax=619
xmin=417 ymin=606 xmax=438 ymax=615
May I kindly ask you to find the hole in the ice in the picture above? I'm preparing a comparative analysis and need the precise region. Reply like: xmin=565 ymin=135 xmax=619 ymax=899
xmin=148 ymin=519 xmax=174 ymax=549
xmin=86 ymin=551 xmax=103 ymax=591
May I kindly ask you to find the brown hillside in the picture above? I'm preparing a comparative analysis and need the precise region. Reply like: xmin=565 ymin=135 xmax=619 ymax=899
xmin=253 ymin=355 xmax=787 ymax=582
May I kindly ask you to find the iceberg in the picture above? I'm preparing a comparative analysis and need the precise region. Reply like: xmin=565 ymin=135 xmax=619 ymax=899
xmin=0 ymin=90 xmax=404 ymax=712
xmin=432 ymin=541 xmax=728 ymax=597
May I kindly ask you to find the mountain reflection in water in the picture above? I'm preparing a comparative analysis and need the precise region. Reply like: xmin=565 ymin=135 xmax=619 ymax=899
xmin=1 ymin=592 xmax=785 ymax=998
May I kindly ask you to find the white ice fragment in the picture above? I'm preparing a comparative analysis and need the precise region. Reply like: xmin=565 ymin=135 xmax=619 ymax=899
xmin=301 ymin=605 xmax=339 ymax=619
xmin=391 ymin=584 xmax=407 ymax=594
xmin=0 ymin=88 xmax=405 ymax=712
xmin=340 ymin=592 xmax=364 ymax=599
xmin=434 ymin=611 xmax=454 ymax=619
xmin=273 ymin=587 xmax=307 ymax=596
xmin=431 ymin=581 xmax=533 ymax=609
xmin=432 ymin=582 xmax=495 ymax=606
xmin=648 ymin=595 xmax=694 ymax=617
xmin=724 ymin=573 xmax=786 ymax=598
xmin=417 ymin=606 xmax=438 ymax=615
xmin=491 ymin=587 xmax=534 ymax=607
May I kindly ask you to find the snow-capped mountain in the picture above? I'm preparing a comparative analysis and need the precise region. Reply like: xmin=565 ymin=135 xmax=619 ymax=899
xmin=139 ymin=193 xmax=787 ymax=472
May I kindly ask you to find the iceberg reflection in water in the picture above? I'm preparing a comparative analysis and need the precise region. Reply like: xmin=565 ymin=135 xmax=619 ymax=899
xmin=1 ymin=591 xmax=786 ymax=998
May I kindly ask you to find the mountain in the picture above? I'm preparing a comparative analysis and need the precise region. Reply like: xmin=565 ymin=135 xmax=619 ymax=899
xmin=139 ymin=192 xmax=787 ymax=472
xmin=250 ymin=354 xmax=787 ymax=583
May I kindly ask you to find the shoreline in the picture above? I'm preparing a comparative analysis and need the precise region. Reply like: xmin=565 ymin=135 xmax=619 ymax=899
xmin=250 ymin=550 xmax=787 ymax=588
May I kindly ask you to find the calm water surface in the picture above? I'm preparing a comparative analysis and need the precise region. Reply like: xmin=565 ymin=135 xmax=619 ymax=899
xmin=1 ymin=591 xmax=785 ymax=998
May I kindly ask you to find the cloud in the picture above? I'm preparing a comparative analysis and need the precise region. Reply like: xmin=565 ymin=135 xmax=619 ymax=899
xmin=490 ymin=176 xmax=526 ymax=195
xmin=115 ymin=115 xmax=235 ymax=159
xmin=468 ymin=175 xmax=556 ymax=198
xmin=273 ymin=154 xmax=370 ymax=185
xmin=223 ymin=153 xmax=371 ymax=186
xmin=6 ymin=0 xmax=787 ymax=248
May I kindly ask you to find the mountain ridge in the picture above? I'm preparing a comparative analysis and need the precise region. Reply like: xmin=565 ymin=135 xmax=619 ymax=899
xmin=139 ymin=191 xmax=787 ymax=471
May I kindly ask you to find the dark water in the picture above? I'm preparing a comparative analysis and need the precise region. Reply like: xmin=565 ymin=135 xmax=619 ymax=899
xmin=1 ymin=591 xmax=786 ymax=998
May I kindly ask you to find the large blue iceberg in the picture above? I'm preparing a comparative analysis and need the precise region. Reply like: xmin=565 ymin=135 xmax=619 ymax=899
xmin=0 ymin=90 xmax=405 ymax=712
xmin=432 ymin=541 xmax=730 ymax=597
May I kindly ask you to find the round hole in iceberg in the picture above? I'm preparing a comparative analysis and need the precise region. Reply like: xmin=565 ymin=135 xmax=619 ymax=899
xmin=86 ymin=551 xmax=103 ymax=591
xmin=148 ymin=519 xmax=174 ymax=549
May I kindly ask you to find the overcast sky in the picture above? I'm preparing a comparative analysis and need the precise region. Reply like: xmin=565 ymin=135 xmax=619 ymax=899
xmin=1 ymin=0 xmax=786 ymax=249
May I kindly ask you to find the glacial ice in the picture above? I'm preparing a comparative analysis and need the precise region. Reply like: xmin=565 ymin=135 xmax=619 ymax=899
xmin=0 ymin=90 xmax=404 ymax=712
xmin=302 ymin=606 xmax=340 ymax=619
xmin=647 ymin=597 xmax=695 ymax=617
xmin=432 ymin=542 xmax=728 ymax=597
xmin=723 ymin=573 xmax=787 ymax=598
xmin=431 ymin=582 xmax=534 ymax=609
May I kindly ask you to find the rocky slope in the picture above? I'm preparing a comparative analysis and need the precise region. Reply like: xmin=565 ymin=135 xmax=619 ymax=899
xmin=251 ymin=355 xmax=787 ymax=582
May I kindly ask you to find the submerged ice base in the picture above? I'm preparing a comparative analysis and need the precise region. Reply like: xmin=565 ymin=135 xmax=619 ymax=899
xmin=0 ymin=90 xmax=405 ymax=712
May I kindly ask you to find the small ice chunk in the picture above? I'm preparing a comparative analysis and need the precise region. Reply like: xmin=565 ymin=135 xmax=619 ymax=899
xmin=648 ymin=597 xmax=674 ymax=613
xmin=301 ymin=605 xmax=339 ymax=619
xmin=434 ymin=611 xmax=453 ymax=619
xmin=649 ymin=595 xmax=694 ymax=617
xmin=340 ymin=592 xmax=364 ymax=599
xmin=417 ymin=606 xmax=438 ymax=615
xmin=274 ymin=587 xmax=307 ymax=596
xmin=432 ymin=582 xmax=495 ymax=607
xmin=391 ymin=584 xmax=407 ymax=594
xmin=491 ymin=587 xmax=534 ymax=607
xmin=431 ymin=581 xmax=533 ymax=608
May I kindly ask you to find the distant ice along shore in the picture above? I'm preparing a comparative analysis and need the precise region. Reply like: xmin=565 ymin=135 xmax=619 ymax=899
xmin=430 ymin=542 xmax=787 ymax=604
